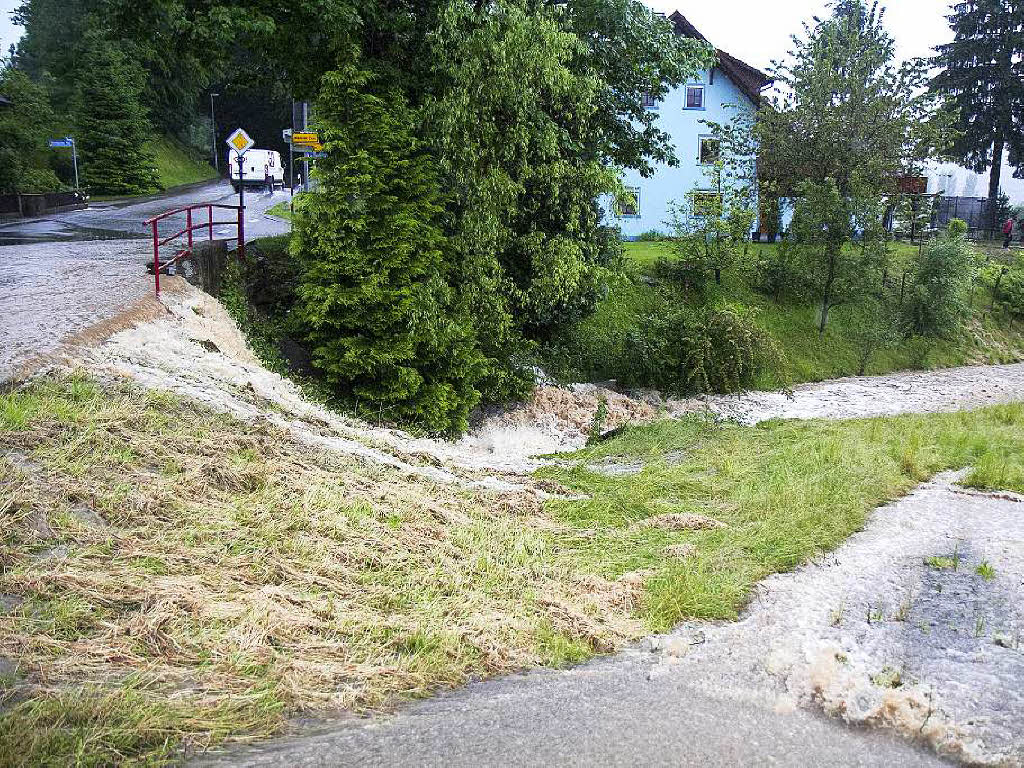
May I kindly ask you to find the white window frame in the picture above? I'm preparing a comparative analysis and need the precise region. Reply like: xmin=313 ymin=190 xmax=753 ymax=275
xmin=698 ymin=135 xmax=720 ymax=166
xmin=684 ymin=85 xmax=705 ymax=110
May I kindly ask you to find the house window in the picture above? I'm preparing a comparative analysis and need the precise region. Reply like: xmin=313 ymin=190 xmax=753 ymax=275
xmin=616 ymin=187 xmax=640 ymax=218
xmin=641 ymin=92 xmax=658 ymax=110
xmin=692 ymin=191 xmax=723 ymax=217
xmin=699 ymin=136 xmax=720 ymax=165
xmin=684 ymin=85 xmax=705 ymax=110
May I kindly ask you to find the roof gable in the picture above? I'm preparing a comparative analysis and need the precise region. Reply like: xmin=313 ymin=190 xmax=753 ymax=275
xmin=668 ymin=10 xmax=772 ymax=106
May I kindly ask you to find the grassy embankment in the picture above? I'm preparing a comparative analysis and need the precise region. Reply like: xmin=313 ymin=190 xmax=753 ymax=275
xmin=149 ymin=137 xmax=218 ymax=190
xmin=2 ymin=375 xmax=1023 ymax=763
xmin=542 ymin=240 xmax=1024 ymax=388
xmin=90 ymin=137 xmax=217 ymax=201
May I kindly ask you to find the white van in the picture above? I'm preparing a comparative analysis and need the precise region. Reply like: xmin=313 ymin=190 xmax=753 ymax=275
xmin=228 ymin=148 xmax=285 ymax=191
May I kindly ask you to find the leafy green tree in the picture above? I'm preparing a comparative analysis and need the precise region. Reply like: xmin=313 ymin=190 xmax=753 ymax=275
xmin=931 ymin=0 xmax=1024 ymax=231
xmin=757 ymin=0 xmax=949 ymax=333
xmin=421 ymin=0 xmax=711 ymax=401
xmin=0 ymin=65 xmax=61 ymax=193
xmin=71 ymin=32 xmax=158 ymax=195
xmin=665 ymin=109 xmax=757 ymax=289
xmin=293 ymin=65 xmax=484 ymax=435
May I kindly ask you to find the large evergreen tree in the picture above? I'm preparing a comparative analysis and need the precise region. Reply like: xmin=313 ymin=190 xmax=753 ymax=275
xmin=931 ymin=0 xmax=1024 ymax=230
xmin=293 ymin=65 xmax=484 ymax=435
xmin=71 ymin=31 xmax=159 ymax=195
xmin=0 ymin=66 xmax=61 ymax=194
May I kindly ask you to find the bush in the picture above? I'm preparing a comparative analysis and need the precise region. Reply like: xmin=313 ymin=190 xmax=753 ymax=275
xmin=845 ymin=299 xmax=900 ymax=376
xmin=903 ymin=236 xmax=975 ymax=338
xmin=994 ymin=261 xmax=1024 ymax=327
xmin=947 ymin=218 xmax=968 ymax=238
xmin=636 ymin=230 xmax=668 ymax=242
xmin=754 ymin=240 xmax=806 ymax=301
xmin=622 ymin=305 xmax=784 ymax=395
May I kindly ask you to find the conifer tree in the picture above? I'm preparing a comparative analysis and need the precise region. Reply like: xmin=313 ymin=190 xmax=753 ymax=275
xmin=71 ymin=31 xmax=158 ymax=195
xmin=931 ymin=0 xmax=1024 ymax=230
xmin=293 ymin=65 xmax=484 ymax=435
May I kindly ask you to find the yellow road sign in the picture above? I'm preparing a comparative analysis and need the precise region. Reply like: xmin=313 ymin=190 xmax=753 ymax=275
xmin=226 ymin=128 xmax=254 ymax=154
xmin=292 ymin=132 xmax=320 ymax=145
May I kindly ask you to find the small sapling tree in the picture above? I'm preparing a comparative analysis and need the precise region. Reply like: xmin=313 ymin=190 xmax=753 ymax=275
xmin=664 ymin=109 xmax=756 ymax=291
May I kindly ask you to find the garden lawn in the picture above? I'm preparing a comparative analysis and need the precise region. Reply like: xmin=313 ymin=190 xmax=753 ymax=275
xmin=541 ymin=240 xmax=1024 ymax=387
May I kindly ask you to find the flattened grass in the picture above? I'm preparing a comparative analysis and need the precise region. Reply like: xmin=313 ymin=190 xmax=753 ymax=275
xmin=0 ymin=376 xmax=639 ymax=764
xmin=2 ymin=375 xmax=1023 ymax=763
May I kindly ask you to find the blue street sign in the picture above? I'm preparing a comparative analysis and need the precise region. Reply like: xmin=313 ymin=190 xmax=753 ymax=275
xmin=48 ymin=138 xmax=74 ymax=148
xmin=303 ymin=151 xmax=327 ymax=159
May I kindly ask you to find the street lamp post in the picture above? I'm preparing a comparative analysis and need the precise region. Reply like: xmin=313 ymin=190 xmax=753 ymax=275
xmin=210 ymin=92 xmax=220 ymax=175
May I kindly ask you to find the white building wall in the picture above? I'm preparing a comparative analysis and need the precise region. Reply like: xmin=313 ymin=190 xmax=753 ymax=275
xmin=607 ymin=67 xmax=759 ymax=239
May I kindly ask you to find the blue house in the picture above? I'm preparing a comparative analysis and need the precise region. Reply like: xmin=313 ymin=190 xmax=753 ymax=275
xmin=610 ymin=11 xmax=773 ymax=239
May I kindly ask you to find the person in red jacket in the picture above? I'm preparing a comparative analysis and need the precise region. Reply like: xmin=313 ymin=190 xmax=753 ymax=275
xmin=1003 ymin=217 xmax=1015 ymax=248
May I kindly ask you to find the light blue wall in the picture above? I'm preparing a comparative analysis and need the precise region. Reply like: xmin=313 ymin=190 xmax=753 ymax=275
xmin=607 ymin=67 xmax=759 ymax=239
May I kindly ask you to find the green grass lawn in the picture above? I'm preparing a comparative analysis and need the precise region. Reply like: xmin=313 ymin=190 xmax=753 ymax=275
xmin=265 ymin=200 xmax=293 ymax=220
xmin=541 ymin=403 xmax=1024 ymax=630
xmin=540 ymin=239 xmax=1024 ymax=388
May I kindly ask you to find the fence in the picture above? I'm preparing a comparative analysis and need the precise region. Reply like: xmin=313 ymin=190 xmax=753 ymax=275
xmin=143 ymin=203 xmax=244 ymax=296
xmin=0 ymin=191 xmax=88 ymax=218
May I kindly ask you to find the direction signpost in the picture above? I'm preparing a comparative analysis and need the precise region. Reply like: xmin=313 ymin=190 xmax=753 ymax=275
xmin=226 ymin=128 xmax=254 ymax=252
xmin=48 ymin=137 xmax=79 ymax=190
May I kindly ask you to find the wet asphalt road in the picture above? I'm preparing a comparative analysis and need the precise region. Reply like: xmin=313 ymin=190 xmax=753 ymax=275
xmin=197 ymin=655 xmax=947 ymax=768
xmin=0 ymin=179 xmax=292 ymax=246
xmin=0 ymin=180 xmax=291 ymax=380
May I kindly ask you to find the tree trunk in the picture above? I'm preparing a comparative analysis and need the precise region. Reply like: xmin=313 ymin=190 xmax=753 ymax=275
xmin=715 ymin=267 xmax=722 ymax=285
xmin=989 ymin=133 xmax=1005 ymax=236
xmin=818 ymin=242 xmax=839 ymax=335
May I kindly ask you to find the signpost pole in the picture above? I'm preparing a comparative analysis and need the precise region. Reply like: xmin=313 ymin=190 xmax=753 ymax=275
xmin=71 ymin=139 xmax=79 ymax=191
xmin=237 ymin=153 xmax=245 ymax=258
xmin=301 ymin=102 xmax=310 ymax=193
xmin=237 ymin=153 xmax=245 ymax=212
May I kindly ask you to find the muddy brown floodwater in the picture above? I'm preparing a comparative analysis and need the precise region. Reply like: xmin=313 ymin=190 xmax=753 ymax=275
xmin=0 ymin=239 xmax=153 ymax=381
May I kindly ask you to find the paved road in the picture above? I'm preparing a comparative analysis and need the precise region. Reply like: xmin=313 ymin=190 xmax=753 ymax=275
xmin=199 ymin=653 xmax=946 ymax=767
xmin=0 ymin=179 xmax=291 ymax=246
xmin=0 ymin=180 xmax=290 ymax=381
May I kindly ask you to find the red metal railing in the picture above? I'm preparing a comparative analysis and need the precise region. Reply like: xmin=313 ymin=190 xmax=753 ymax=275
xmin=143 ymin=203 xmax=245 ymax=296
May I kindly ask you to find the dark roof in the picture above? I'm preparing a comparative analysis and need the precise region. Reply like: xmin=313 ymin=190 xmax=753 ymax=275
xmin=668 ymin=11 xmax=773 ymax=106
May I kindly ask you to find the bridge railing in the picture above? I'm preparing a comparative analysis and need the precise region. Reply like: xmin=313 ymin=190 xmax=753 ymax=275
xmin=143 ymin=203 xmax=244 ymax=295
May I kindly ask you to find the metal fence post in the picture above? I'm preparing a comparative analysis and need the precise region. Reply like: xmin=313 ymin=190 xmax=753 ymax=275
xmin=152 ymin=220 xmax=161 ymax=296
xmin=186 ymin=207 xmax=193 ymax=253
xmin=238 ymin=205 xmax=245 ymax=261
xmin=208 ymin=205 xmax=214 ymax=241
